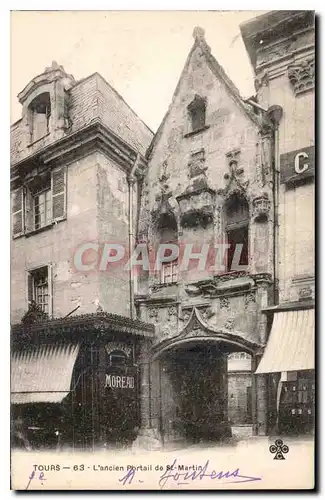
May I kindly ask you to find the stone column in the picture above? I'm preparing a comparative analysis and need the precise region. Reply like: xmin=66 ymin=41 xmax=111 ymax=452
xmin=218 ymin=351 xmax=232 ymax=438
xmin=132 ymin=339 xmax=162 ymax=450
xmin=139 ymin=340 xmax=151 ymax=429
xmin=251 ymin=356 xmax=258 ymax=436
xmin=256 ymin=373 xmax=268 ymax=435
xmin=254 ymin=353 xmax=268 ymax=436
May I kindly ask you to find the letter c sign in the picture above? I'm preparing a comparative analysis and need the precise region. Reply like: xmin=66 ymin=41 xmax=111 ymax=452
xmin=294 ymin=152 xmax=309 ymax=174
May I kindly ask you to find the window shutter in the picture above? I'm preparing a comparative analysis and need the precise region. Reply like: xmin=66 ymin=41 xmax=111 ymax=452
xmin=51 ymin=167 xmax=67 ymax=221
xmin=48 ymin=263 xmax=53 ymax=318
xmin=27 ymin=272 xmax=33 ymax=306
xmin=11 ymin=187 xmax=24 ymax=237
xmin=24 ymin=186 xmax=34 ymax=233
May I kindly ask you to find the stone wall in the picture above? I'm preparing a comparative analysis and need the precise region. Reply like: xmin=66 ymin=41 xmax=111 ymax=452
xmin=254 ymin=21 xmax=315 ymax=303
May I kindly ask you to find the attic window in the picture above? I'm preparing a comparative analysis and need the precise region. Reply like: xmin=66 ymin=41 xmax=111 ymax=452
xmin=29 ymin=92 xmax=51 ymax=143
xmin=187 ymin=95 xmax=206 ymax=133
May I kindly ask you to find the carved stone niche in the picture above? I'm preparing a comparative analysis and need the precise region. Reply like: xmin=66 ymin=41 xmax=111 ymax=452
xmin=252 ymin=193 xmax=270 ymax=222
xmin=188 ymin=149 xmax=207 ymax=179
xmin=176 ymin=178 xmax=216 ymax=229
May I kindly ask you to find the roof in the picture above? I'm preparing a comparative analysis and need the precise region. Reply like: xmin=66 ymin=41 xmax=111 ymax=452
xmin=11 ymin=71 xmax=153 ymax=165
xmin=240 ymin=10 xmax=315 ymax=70
xmin=147 ymin=27 xmax=261 ymax=160
xmin=11 ymin=311 xmax=155 ymax=344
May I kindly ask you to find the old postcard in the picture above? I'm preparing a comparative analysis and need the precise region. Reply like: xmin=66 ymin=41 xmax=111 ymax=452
xmin=10 ymin=10 xmax=315 ymax=490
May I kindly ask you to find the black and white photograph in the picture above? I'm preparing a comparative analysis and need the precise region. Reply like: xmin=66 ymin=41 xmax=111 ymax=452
xmin=10 ymin=9 xmax=315 ymax=490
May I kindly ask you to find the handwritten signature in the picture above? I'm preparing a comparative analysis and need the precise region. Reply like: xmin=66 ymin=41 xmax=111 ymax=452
xmin=25 ymin=470 xmax=47 ymax=490
xmin=119 ymin=458 xmax=262 ymax=488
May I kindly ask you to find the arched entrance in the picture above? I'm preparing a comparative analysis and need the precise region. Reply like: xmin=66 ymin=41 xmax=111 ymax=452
xmin=149 ymin=308 xmax=260 ymax=446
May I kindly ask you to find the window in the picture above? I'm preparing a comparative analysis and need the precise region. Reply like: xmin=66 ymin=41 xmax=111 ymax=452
xmin=28 ymin=266 xmax=49 ymax=314
xmin=109 ymin=352 xmax=127 ymax=368
xmin=224 ymin=194 xmax=249 ymax=272
xmin=187 ymin=95 xmax=206 ymax=133
xmin=33 ymin=180 xmax=52 ymax=230
xmin=161 ymin=259 xmax=178 ymax=284
xmin=28 ymin=92 xmax=51 ymax=143
xmin=156 ymin=212 xmax=178 ymax=285
xmin=11 ymin=166 xmax=67 ymax=238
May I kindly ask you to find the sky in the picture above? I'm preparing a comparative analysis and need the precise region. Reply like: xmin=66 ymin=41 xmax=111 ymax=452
xmin=10 ymin=10 xmax=267 ymax=131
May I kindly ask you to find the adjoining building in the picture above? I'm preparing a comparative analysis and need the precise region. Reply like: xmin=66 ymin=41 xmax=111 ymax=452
xmin=10 ymin=62 xmax=155 ymax=449
xmin=135 ymin=26 xmax=277 ymax=445
xmin=227 ymin=352 xmax=252 ymax=428
xmin=240 ymin=10 xmax=315 ymax=436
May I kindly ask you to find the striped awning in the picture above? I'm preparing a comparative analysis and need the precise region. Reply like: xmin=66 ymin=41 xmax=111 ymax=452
xmin=255 ymin=309 xmax=314 ymax=374
xmin=11 ymin=344 xmax=80 ymax=404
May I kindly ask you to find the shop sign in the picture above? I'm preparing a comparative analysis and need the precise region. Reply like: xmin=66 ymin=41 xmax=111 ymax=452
xmin=280 ymin=146 xmax=315 ymax=185
xmin=105 ymin=374 xmax=135 ymax=389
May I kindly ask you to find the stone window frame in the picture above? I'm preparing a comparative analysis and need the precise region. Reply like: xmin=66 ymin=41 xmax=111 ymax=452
xmin=223 ymin=194 xmax=250 ymax=273
xmin=26 ymin=264 xmax=53 ymax=317
xmin=185 ymin=94 xmax=210 ymax=137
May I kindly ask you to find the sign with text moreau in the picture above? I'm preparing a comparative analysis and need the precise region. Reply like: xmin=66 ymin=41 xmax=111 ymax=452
xmin=104 ymin=365 xmax=137 ymax=393
xmin=280 ymin=146 xmax=315 ymax=185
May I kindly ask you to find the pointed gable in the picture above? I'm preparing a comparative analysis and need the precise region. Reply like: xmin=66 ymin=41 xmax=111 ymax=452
xmin=147 ymin=26 xmax=261 ymax=160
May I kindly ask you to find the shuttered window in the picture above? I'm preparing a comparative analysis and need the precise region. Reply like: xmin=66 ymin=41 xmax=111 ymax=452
xmin=11 ymin=166 xmax=67 ymax=238
xmin=11 ymin=188 xmax=24 ymax=237
xmin=52 ymin=167 xmax=67 ymax=221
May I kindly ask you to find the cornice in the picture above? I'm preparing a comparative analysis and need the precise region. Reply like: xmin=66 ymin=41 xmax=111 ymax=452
xmin=256 ymin=44 xmax=315 ymax=79
xmin=11 ymin=120 xmax=148 ymax=184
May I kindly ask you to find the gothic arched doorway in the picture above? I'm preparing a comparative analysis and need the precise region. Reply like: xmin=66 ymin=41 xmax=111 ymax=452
xmin=149 ymin=309 xmax=259 ymax=446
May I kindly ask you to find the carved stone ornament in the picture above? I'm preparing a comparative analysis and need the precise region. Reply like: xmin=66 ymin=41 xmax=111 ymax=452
xmin=151 ymin=160 xmax=176 ymax=226
xmin=176 ymin=177 xmax=216 ymax=229
xmin=288 ymin=58 xmax=315 ymax=95
xmin=151 ymin=307 xmax=262 ymax=358
xmin=201 ymin=306 xmax=215 ymax=320
xmin=220 ymin=297 xmax=230 ymax=310
xmin=188 ymin=149 xmax=207 ymax=178
xmin=181 ymin=309 xmax=192 ymax=323
xmin=245 ymin=291 xmax=256 ymax=307
xmin=298 ymin=286 xmax=313 ymax=301
xmin=224 ymin=317 xmax=235 ymax=331
xmin=254 ymin=70 xmax=269 ymax=92
xmin=222 ymin=149 xmax=249 ymax=195
xmin=252 ymin=193 xmax=270 ymax=222
xmin=167 ymin=306 xmax=178 ymax=322
xmin=148 ymin=307 xmax=159 ymax=322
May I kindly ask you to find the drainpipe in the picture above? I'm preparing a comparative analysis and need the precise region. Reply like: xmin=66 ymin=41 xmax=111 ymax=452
xmin=244 ymin=99 xmax=268 ymax=113
xmin=266 ymin=105 xmax=283 ymax=305
xmin=127 ymin=153 xmax=141 ymax=319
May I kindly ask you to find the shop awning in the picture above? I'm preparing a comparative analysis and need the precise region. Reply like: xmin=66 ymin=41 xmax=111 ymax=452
xmin=255 ymin=309 xmax=314 ymax=374
xmin=11 ymin=344 xmax=80 ymax=404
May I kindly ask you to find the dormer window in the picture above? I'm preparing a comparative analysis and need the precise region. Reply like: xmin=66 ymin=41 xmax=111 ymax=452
xmin=28 ymin=92 xmax=51 ymax=143
xmin=187 ymin=95 xmax=206 ymax=133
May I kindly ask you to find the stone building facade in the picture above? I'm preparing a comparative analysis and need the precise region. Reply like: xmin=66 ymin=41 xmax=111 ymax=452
xmin=241 ymin=10 xmax=315 ymax=435
xmin=135 ymin=27 xmax=276 ymax=444
xmin=10 ymin=62 xmax=156 ymax=449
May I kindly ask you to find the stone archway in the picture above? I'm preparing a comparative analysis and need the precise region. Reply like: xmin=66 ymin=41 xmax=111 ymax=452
xmin=148 ymin=308 xmax=261 ymax=446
